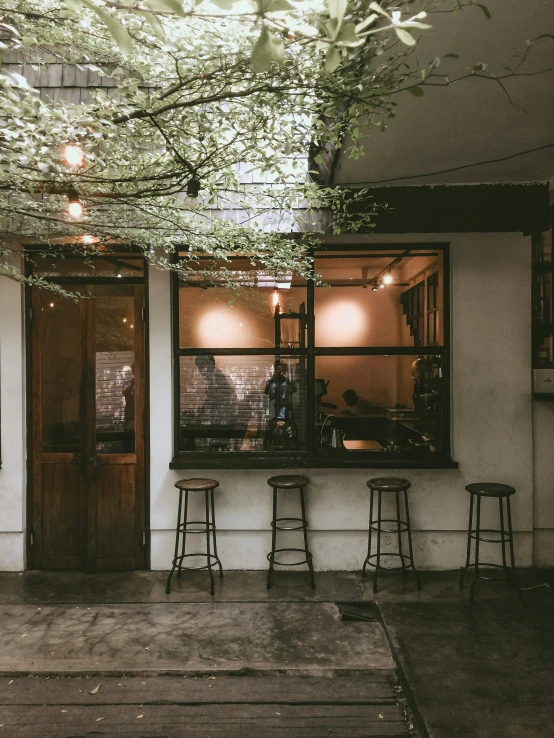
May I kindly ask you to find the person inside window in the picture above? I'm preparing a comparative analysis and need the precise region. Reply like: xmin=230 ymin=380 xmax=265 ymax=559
xmin=342 ymin=389 xmax=374 ymax=416
xmin=264 ymin=361 xmax=298 ymax=449
xmin=195 ymin=354 xmax=237 ymax=450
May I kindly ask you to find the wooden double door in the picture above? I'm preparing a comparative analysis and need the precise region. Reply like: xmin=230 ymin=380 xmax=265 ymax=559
xmin=30 ymin=283 xmax=147 ymax=571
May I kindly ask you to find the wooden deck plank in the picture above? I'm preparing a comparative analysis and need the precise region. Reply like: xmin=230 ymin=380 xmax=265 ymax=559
xmin=0 ymin=704 xmax=410 ymax=738
xmin=0 ymin=674 xmax=398 ymax=705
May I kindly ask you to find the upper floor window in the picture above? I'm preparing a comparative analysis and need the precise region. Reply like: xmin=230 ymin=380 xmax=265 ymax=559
xmin=172 ymin=245 xmax=451 ymax=468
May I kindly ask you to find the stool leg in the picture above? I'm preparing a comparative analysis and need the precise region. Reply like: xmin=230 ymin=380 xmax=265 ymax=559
xmin=373 ymin=490 xmax=382 ymax=594
xmin=205 ymin=490 xmax=215 ymax=596
xmin=300 ymin=486 xmax=315 ymax=589
xmin=267 ymin=487 xmax=278 ymax=590
xmin=210 ymin=488 xmax=223 ymax=579
xmin=177 ymin=489 xmax=189 ymax=577
xmin=498 ymin=496 xmax=509 ymax=582
xmin=396 ymin=490 xmax=406 ymax=576
xmin=469 ymin=495 xmax=481 ymax=602
xmin=362 ymin=487 xmax=374 ymax=578
xmin=506 ymin=496 xmax=523 ymax=606
xmin=166 ymin=489 xmax=183 ymax=595
xmin=404 ymin=489 xmax=422 ymax=591
xmin=460 ymin=492 xmax=474 ymax=589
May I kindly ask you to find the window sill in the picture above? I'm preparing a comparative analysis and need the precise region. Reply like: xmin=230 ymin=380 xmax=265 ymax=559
xmin=169 ymin=452 xmax=458 ymax=470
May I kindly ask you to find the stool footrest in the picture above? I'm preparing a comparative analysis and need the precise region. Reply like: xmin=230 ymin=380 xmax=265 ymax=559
xmin=363 ymin=552 xmax=416 ymax=572
xmin=173 ymin=552 xmax=221 ymax=572
xmin=272 ymin=517 xmax=307 ymax=532
xmin=267 ymin=548 xmax=313 ymax=568
xmin=370 ymin=519 xmax=408 ymax=534
xmin=469 ymin=529 xmax=512 ymax=544
xmin=178 ymin=520 xmax=215 ymax=534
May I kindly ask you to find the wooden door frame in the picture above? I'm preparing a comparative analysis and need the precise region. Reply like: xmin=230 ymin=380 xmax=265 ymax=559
xmin=25 ymin=259 xmax=150 ymax=570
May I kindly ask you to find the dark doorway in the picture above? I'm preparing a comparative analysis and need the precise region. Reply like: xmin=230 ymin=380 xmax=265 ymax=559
xmin=28 ymin=273 xmax=147 ymax=571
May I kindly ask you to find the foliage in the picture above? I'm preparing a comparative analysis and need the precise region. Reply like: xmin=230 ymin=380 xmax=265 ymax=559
xmin=0 ymin=0 xmax=538 ymax=287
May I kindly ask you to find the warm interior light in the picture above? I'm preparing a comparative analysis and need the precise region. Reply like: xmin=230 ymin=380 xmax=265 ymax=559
xmin=122 ymin=318 xmax=127 ymax=323
xmin=380 ymin=283 xmax=385 ymax=289
xmin=82 ymin=234 xmax=95 ymax=244
xmin=371 ymin=284 xmax=378 ymax=292
xmin=49 ymin=302 xmax=54 ymax=308
xmin=62 ymin=144 xmax=85 ymax=168
xmin=115 ymin=264 xmax=122 ymax=278
xmin=272 ymin=289 xmax=280 ymax=308
xmin=67 ymin=200 xmax=83 ymax=219
xmin=383 ymin=273 xmax=393 ymax=285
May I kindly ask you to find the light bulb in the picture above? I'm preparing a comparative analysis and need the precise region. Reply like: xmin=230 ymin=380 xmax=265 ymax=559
xmin=62 ymin=144 xmax=85 ymax=168
xmin=371 ymin=284 xmax=378 ymax=292
xmin=272 ymin=289 xmax=280 ymax=307
xmin=67 ymin=200 xmax=83 ymax=219
xmin=380 ymin=283 xmax=385 ymax=289
xmin=383 ymin=273 xmax=393 ymax=285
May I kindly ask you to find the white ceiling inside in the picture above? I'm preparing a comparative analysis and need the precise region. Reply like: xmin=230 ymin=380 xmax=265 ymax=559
xmin=334 ymin=0 xmax=554 ymax=187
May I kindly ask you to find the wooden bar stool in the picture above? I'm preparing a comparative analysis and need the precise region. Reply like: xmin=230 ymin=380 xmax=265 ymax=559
xmin=166 ymin=478 xmax=223 ymax=596
xmin=363 ymin=477 xmax=421 ymax=593
xmin=460 ymin=482 xmax=522 ymax=604
xmin=266 ymin=475 xmax=315 ymax=590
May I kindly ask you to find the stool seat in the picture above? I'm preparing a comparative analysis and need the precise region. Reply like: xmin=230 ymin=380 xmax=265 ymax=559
xmin=465 ymin=483 xmax=515 ymax=497
xmin=175 ymin=478 xmax=219 ymax=491
xmin=267 ymin=475 xmax=309 ymax=489
xmin=367 ymin=477 xmax=411 ymax=492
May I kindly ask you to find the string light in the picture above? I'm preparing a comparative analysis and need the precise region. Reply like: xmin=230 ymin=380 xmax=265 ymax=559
xmin=62 ymin=144 xmax=85 ymax=168
xmin=67 ymin=188 xmax=83 ymax=219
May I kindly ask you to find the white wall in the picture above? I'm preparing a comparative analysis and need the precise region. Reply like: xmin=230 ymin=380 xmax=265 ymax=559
xmin=0 ymin=273 xmax=26 ymax=570
xmin=0 ymin=232 xmax=540 ymax=571
xmin=149 ymin=232 xmax=537 ymax=571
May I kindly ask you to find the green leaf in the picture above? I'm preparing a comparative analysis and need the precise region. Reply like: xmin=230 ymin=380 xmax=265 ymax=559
xmin=395 ymin=27 xmax=416 ymax=46
xmin=325 ymin=45 xmax=341 ymax=73
xmin=336 ymin=22 xmax=358 ymax=45
xmin=327 ymin=0 xmax=347 ymax=27
xmin=251 ymin=26 xmax=284 ymax=73
xmin=147 ymin=0 xmax=187 ymax=16
xmin=355 ymin=13 xmax=377 ymax=33
xmin=65 ymin=0 xmax=83 ymax=11
xmin=137 ymin=10 xmax=165 ymax=39
xmin=81 ymin=0 xmax=133 ymax=55
xmin=476 ymin=3 xmax=491 ymax=19
xmin=407 ymin=85 xmax=424 ymax=96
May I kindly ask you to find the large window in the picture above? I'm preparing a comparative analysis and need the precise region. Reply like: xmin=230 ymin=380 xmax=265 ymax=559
xmin=172 ymin=245 xmax=452 ymax=468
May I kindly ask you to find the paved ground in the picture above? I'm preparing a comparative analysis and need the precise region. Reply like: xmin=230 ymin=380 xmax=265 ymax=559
xmin=0 ymin=569 xmax=553 ymax=737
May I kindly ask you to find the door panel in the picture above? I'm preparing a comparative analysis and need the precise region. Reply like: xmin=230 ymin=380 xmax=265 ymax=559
xmin=30 ymin=280 xmax=146 ymax=571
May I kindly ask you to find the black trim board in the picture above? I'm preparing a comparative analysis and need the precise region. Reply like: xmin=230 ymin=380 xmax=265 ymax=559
xmin=344 ymin=183 xmax=550 ymax=234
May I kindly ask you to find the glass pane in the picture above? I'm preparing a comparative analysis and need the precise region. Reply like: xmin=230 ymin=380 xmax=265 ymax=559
xmin=31 ymin=254 xmax=144 ymax=278
xmin=315 ymin=249 xmax=444 ymax=347
xmin=179 ymin=354 xmax=307 ymax=452
xmin=179 ymin=258 xmax=307 ymax=349
xmin=41 ymin=293 xmax=82 ymax=453
xmin=314 ymin=355 xmax=443 ymax=454
xmin=95 ymin=289 xmax=136 ymax=453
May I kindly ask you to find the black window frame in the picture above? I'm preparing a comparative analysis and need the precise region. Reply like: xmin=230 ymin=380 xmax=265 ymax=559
xmin=171 ymin=242 xmax=456 ymax=469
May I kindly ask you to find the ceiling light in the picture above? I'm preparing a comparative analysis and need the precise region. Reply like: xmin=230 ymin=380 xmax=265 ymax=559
xmin=383 ymin=273 xmax=393 ymax=285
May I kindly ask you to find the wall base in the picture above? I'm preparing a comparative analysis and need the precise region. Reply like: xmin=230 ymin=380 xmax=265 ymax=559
xmin=0 ymin=532 xmax=25 ymax=571
xmin=150 ymin=529 xmax=533 ymax=571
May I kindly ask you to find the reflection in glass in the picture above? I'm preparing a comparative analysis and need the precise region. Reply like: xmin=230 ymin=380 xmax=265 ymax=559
xmin=179 ymin=355 xmax=307 ymax=452
xmin=314 ymin=250 xmax=444 ymax=347
xmin=315 ymin=355 xmax=443 ymax=454
xmin=95 ymin=291 xmax=136 ymax=453
xmin=41 ymin=294 xmax=81 ymax=453
xmin=178 ymin=259 xmax=307 ymax=349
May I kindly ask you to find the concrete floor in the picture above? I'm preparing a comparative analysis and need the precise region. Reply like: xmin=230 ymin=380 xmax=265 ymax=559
xmin=0 ymin=568 xmax=553 ymax=737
